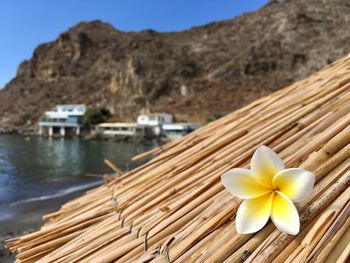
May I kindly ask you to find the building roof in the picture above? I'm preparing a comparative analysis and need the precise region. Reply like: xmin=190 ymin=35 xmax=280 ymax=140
xmin=56 ymin=104 xmax=86 ymax=108
xmin=97 ymin=122 xmax=138 ymax=128
xmin=6 ymin=55 xmax=350 ymax=262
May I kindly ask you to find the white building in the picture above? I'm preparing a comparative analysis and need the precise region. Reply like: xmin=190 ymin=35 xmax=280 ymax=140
xmin=38 ymin=105 xmax=86 ymax=137
xmin=137 ymin=112 xmax=173 ymax=136
xmin=96 ymin=123 xmax=140 ymax=137
xmin=137 ymin=113 xmax=173 ymax=126
xmin=136 ymin=112 xmax=200 ymax=139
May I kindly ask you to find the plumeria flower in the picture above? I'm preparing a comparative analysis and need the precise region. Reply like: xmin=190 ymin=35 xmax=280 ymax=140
xmin=221 ymin=145 xmax=315 ymax=235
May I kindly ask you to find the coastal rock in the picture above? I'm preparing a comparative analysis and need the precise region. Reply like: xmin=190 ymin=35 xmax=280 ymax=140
xmin=0 ymin=0 xmax=350 ymax=133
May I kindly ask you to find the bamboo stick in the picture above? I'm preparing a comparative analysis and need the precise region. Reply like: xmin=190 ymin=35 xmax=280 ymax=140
xmin=324 ymin=223 xmax=350 ymax=263
xmin=244 ymin=172 xmax=350 ymax=263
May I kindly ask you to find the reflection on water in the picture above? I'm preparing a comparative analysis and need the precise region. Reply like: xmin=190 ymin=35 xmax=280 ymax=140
xmin=0 ymin=135 xmax=154 ymax=206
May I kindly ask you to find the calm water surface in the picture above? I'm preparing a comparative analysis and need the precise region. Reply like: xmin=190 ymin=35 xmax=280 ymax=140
xmin=0 ymin=135 xmax=154 ymax=217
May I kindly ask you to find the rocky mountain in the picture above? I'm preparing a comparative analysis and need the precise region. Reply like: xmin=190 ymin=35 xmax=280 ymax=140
xmin=1 ymin=0 xmax=350 ymax=132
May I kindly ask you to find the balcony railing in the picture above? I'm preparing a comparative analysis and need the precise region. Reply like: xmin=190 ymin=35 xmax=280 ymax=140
xmin=38 ymin=118 xmax=82 ymax=127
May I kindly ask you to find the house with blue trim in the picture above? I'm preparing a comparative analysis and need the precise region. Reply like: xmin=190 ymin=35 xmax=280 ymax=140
xmin=38 ymin=105 xmax=86 ymax=137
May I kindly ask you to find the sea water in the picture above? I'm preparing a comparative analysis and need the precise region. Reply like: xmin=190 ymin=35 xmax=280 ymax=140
xmin=0 ymin=135 xmax=153 ymax=223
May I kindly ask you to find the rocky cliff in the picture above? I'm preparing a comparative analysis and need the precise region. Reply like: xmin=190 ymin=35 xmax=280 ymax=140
xmin=1 ymin=0 xmax=350 ymax=132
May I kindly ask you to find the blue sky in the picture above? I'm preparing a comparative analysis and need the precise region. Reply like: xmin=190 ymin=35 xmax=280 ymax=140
xmin=0 ymin=0 xmax=268 ymax=88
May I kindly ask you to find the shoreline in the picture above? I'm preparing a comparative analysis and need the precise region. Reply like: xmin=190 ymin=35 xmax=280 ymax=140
xmin=0 ymin=128 xmax=169 ymax=144
xmin=0 ymin=186 xmax=97 ymax=262
xmin=0 ymin=133 xmax=155 ymax=261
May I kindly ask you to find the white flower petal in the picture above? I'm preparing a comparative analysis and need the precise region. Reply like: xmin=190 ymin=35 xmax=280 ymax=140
xmin=221 ymin=168 xmax=272 ymax=199
xmin=236 ymin=193 xmax=273 ymax=234
xmin=273 ymin=168 xmax=315 ymax=202
xmin=271 ymin=192 xmax=300 ymax=235
xmin=251 ymin=145 xmax=285 ymax=187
